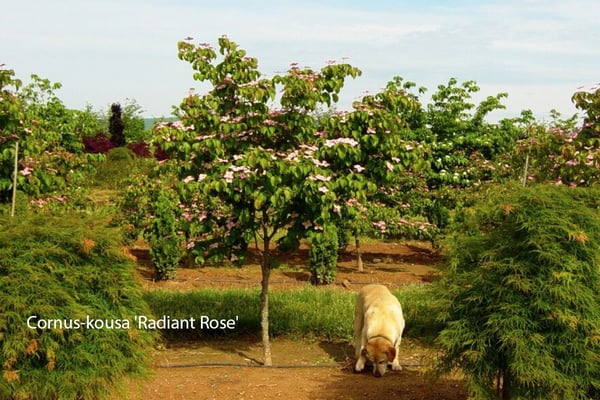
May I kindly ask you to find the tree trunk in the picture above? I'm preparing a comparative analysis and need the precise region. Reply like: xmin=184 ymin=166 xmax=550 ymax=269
xmin=260 ymin=234 xmax=272 ymax=366
xmin=501 ymin=368 xmax=512 ymax=400
xmin=355 ymin=235 xmax=364 ymax=272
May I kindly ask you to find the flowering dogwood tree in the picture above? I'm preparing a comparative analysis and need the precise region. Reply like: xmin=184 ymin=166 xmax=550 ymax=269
xmin=319 ymin=76 xmax=430 ymax=270
xmin=517 ymin=85 xmax=600 ymax=187
xmin=152 ymin=36 xmax=360 ymax=365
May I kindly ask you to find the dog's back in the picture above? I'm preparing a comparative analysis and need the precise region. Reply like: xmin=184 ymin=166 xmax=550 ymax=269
xmin=354 ymin=284 xmax=405 ymax=376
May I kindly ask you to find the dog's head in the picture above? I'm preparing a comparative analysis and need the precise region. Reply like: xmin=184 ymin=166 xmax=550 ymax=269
xmin=361 ymin=337 xmax=396 ymax=377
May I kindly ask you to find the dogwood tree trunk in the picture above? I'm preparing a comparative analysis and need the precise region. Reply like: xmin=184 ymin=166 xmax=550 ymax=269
xmin=260 ymin=221 xmax=273 ymax=366
xmin=355 ymin=235 xmax=364 ymax=272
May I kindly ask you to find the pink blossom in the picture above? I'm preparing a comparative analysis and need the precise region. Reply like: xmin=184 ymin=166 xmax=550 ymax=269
xmin=20 ymin=166 xmax=33 ymax=176
xmin=224 ymin=170 xmax=234 ymax=183
xmin=198 ymin=174 xmax=207 ymax=181
xmin=373 ymin=220 xmax=387 ymax=233
xmin=309 ymin=174 xmax=331 ymax=182
xmin=183 ymin=175 xmax=195 ymax=183
xmin=318 ymin=186 xmax=329 ymax=193
xmin=311 ymin=159 xmax=330 ymax=168
xmin=353 ymin=164 xmax=366 ymax=173
xmin=300 ymin=144 xmax=318 ymax=152
xmin=285 ymin=150 xmax=300 ymax=162
xmin=324 ymin=138 xmax=359 ymax=148
xmin=366 ymin=127 xmax=376 ymax=134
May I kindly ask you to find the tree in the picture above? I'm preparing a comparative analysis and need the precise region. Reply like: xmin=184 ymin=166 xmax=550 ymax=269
xmin=120 ymin=98 xmax=147 ymax=143
xmin=516 ymin=85 xmax=600 ymax=187
xmin=435 ymin=184 xmax=600 ymax=399
xmin=0 ymin=70 xmax=101 ymax=204
xmin=0 ymin=66 xmax=24 ymax=202
xmin=148 ymin=36 xmax=360 ymax=365
xmin=109 ymin=103 xmax=125 ymax=147
xmin=320 ymin=76 xmax=430 ymax=271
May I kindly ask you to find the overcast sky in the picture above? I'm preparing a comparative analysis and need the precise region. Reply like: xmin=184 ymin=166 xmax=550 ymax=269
xmin=3 ymin=0 xmax=599 ymax=121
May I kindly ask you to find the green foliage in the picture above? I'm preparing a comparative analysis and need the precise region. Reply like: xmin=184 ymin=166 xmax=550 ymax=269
xmin=0 ymin=212 xmax=157 ymax=400
xmin=106 ymin=146 xmax=135 ymax=162
xmin=516 ymin=87 xmax=600 ymax=187
xmin=0 ymin=70 xmax=102 ymax=203
xmin=120 ymin=98 xmax=148 ymax=143
xmin=0 ymin=67 xmax=24 ymax=200
xmin=309 ymin=225 xmax=339 ymax=284
xmin=435 ymin=184 xmax=600 ymax=399
xmin=147 ymin=185 xmax=186 ymax=280
xmin=88 ymin=149 xmax=155 ymax=192
xmin=142 ymin=36 xmax=362 ymax=278
xmin=322 ymin=76 xmax=430 ymax=241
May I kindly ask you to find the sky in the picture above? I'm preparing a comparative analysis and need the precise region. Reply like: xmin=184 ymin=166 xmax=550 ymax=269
xmin=3 ymin=0 xmax=599 ymax=121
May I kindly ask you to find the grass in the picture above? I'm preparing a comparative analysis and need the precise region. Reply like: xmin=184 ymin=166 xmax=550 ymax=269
xmin=143 ymin=284 xmax=443 ymax=342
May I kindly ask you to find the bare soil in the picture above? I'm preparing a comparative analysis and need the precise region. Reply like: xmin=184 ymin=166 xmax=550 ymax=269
xmin=115 ymin=241 xmax=468 ymax=400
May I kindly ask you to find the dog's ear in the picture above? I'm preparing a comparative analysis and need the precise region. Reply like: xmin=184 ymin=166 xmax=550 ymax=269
xmin=386 ymin=346 xmax=396 ymax=362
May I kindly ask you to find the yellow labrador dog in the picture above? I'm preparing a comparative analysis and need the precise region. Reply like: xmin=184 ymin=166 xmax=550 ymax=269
xmin=354 ymin=284 xmax=405 ymax=377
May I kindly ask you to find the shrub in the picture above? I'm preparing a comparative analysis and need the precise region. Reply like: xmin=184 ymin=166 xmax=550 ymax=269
xmin=309 ymin=225 xmax=339 ymax=285
xmin=147 ymin=189 xmax=186 ymax=280
xmin=106 ymin=146 xmax=135 ymax=162
xmin=83 ymin=132 xmax=115 ymax=154
xmin=127 ymin=141 xmax=152 ymax=158
xmin=435 ymin=184 xmax=600 ymax=399
xmin=0 ymin=212 xmax=157 ymax=400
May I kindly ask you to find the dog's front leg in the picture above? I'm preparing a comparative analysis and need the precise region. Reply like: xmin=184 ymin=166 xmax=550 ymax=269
xmin=391 ymin=341 xmax=402 ymax=371
xmin=354 ymin=346 xmax=366 ymax=372
xmin=354 ymin=332 xmax=368 ymax=372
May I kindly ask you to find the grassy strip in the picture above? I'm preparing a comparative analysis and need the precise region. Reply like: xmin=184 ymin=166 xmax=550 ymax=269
xmin=143 ymin=284 xmax=443 ymax=342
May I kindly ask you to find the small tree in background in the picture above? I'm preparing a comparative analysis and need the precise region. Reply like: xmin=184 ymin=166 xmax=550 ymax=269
xmin=435 ymin=183 xmax=600 ymax=399
xmin=109 ymin=103 xmax=125 ymax=147
xmin=308 ymin=224 xmax=339 ymax=284
xmin=0 ymin=67 xmax=24 ymax=202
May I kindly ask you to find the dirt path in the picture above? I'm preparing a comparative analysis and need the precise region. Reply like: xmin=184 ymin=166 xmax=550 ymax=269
xmin=115 ymin=241 xmax=467 ymax=399
xmin=131 ymin=241 xmax=443 ymax=291
xmin=119 ymin=336 xmax=466 ymax=400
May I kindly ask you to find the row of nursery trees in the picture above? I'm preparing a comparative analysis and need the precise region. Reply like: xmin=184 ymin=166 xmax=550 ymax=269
xmin=118 ymin=37 xmax=600 ymax=377
xmin=0 ymin=68 xmax=148 ymax=203
xmin=2 ymin=37 xmax=600 ymax=398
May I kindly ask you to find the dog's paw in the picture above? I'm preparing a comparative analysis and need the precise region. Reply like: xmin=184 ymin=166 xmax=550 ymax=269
xmin=355 ymin=359 xmax=365 ymax=372
xmin=391 ymin=361 xmax=402 ymax=371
